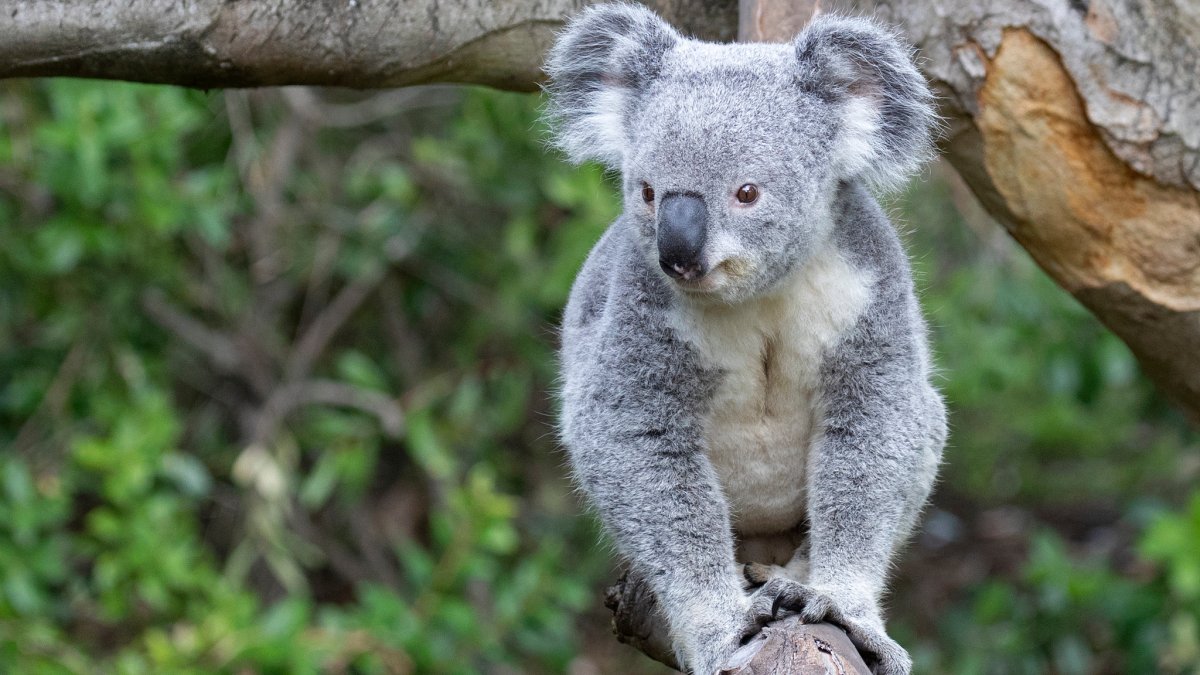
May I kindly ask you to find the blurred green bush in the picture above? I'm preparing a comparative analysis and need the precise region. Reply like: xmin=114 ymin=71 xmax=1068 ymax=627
xmin=0 ymin=80 xmax=1196 ymax=673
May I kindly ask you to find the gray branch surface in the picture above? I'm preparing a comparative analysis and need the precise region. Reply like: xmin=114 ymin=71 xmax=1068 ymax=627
xmin=2 ymin=0 xmax=734 ymax=90
xmin=859 ymin=0 xmax=1200 ymax=192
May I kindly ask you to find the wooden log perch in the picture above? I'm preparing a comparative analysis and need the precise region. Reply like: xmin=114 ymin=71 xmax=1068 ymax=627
xmin=605 ymin=570 xmax=872 ymax=674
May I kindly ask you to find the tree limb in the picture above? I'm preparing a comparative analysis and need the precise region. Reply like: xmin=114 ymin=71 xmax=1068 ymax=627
xmin=142 ymin=288 xmax=243 ymax=374
xmin=851 ymin=0 xmax=1200 ymax=423
xmin=251 ymin=378 xmax=405 ymax=446
xmin=2 ymin=0 xmax=736 ymax=90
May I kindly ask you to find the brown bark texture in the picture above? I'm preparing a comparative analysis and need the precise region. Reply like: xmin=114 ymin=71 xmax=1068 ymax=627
xmin=850 ymin=0 xmax=1200 ymax=423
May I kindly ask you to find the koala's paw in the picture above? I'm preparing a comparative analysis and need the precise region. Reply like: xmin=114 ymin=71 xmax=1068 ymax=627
xmin=744 ymin=578 xmax=912 ymax=675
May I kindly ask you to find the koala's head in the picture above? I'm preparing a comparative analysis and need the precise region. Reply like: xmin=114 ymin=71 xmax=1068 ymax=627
xmin=545 ymin=4 xmax=936 ymax=303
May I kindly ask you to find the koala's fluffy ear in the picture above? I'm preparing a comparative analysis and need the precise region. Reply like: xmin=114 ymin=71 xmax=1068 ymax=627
xmin=794 ymin=16 xmax=937 ymax=191
xmin=544 ymin=3 xmax=680 ymax=168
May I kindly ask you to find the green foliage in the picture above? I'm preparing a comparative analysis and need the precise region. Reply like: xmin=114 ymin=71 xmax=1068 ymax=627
xmin=898 ymin=177 xmax=1191 ymax=505
xmin=920 ymin=531 xmax=1161 ymax=674
xmin=894 ymin=175 xmax=1197 ymax=674
xmin=1 ymin=82 xmax=608 ymax=673
xmin=0 ymin=78 xmax=1196 ymax=674
xmin=916 ymin=500 xmax=1200 ymax=675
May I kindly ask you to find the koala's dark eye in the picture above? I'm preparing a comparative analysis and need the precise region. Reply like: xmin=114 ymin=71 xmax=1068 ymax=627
xmin=641 ymin=183 xmax=655 ymax=204
xmin=736 ymin=184 xmax=759 ymax=204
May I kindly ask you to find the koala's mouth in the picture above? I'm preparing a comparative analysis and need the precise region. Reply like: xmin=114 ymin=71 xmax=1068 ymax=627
xmin=674 ymin=275 xmax=719 ymax=293
xmin=671 ymin=259 xmax=748 ymax=295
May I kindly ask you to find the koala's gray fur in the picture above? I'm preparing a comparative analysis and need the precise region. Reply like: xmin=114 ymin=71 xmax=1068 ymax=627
xmin=546 ymin=5 xmax=946 ymax=674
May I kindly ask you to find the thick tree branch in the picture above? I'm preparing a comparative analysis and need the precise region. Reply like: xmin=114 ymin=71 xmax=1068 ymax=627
xmin=2 ymin=1 xmax=735 ymax=90
xmin=850 ymin=0 xmax=1200 ymax=422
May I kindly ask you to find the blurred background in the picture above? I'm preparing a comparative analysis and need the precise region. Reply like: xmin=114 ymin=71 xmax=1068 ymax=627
xmin=1 ymin=81 xmax=1198 ymax=674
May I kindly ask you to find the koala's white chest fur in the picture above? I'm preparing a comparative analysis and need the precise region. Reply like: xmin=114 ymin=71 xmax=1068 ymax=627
xmin=670 ymin=249 xmax=874 ymax=535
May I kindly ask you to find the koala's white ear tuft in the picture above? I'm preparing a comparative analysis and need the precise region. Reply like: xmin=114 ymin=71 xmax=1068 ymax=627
xmin=544 ymin=3 xmax=680 ymax=168
xmin=793 ymin=16 xmax=938 ymax=191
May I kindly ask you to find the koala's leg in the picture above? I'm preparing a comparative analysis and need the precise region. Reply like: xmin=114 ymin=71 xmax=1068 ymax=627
xmin=742 ymin=553 xmax=810 ymax=589
xmin=743 ymin=304 xmax=946 ymax=675
xmin=563 ymin=329 xmax=759 ymax=673
xmin=567 ymin=414 xmax=755 ymax=673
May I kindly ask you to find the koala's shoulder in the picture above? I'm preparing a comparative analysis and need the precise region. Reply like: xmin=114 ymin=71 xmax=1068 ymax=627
xmin=563 ymin=217 xmax=674 ymax=335
xmin=561 ymin=218 xmax=715 ymax=407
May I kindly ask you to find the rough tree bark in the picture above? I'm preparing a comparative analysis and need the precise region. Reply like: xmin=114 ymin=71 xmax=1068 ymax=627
xmin=1 ymin=1 xmax=734 ymax=90
xmin=852 ymin=0 xmax=1200 ymax=425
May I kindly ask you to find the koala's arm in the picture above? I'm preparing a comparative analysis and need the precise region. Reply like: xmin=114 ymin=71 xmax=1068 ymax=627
xmin=560 ymin=227 xmax=747 ymax=670
xmin=805 ymin=189 xmax=947 ymax=620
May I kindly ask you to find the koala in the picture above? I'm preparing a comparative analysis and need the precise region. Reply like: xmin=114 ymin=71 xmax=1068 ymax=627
xmin=546 ymin=4 xmax=946 ymax=674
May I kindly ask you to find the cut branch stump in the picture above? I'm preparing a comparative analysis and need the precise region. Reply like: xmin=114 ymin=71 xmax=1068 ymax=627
xmin=605 ymin=571 xmax=873 ymax=674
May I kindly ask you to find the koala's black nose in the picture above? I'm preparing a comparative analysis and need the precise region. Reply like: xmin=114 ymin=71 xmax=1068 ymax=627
xmin=657 ymin=193 xmax=707 ymax=281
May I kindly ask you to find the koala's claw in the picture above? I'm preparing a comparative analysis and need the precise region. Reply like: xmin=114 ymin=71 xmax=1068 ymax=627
xmin=749 ymin=578 xmax=847 ymax=626
xmin=744 ymin=579 xmax=912 ymax=675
